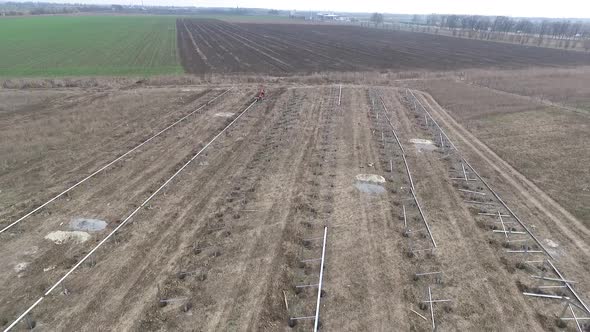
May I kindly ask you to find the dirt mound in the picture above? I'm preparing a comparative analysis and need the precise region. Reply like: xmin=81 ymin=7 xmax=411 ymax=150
xmin=355 ymin=174 xmax=386 ymax=184
xmin=45 ymin=231 xmax=91 ymax=244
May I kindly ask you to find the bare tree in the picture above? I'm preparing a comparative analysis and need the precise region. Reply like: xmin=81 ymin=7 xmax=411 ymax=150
xmin=370 ymin=13 xmax=384 ymax=26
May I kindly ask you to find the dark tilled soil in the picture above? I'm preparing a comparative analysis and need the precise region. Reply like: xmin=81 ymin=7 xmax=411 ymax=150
xmin=176 ymin=19 xmax=590 ymax=75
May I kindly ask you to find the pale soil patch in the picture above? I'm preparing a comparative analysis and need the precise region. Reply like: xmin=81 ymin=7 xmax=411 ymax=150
xmin=355 ymin=173 xmax=386 ymax=184
xmin=45 ymin=231 xmax=91 ymax=244
xmin=354 ymin=182 xmax=386 ymax=194
xmin=410 ymin=138 xmax=437 ymax=152
xmin=14 ymin=262 xmax=29 ymax=273
xmin=214 ymin=112 xmax=235 ymax=117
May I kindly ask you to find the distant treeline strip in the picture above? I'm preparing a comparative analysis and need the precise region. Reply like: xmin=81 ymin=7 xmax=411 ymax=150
xmin=420 ymin=14 xmax=590 ymax=39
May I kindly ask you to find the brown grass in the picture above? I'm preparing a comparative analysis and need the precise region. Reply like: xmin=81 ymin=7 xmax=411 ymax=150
xmin=412 ymin=79 xmax=590 ymax=223
xmin=463 ymin=66 xmax=590 ymax=111
xmin=1 ymin=70 xmax=465 ymax=90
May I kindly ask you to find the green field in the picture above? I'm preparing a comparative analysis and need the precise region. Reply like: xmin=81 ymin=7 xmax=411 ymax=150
xmin=0 ymin=16 xmax=182 ymax=77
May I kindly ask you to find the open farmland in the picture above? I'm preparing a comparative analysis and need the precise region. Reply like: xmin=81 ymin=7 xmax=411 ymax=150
xmin=0 ymin=80 xmax=589 ymax=331
xmin=0 ymin=16 xmax=181 ymax=77
xmin=177 ymin=19 xmax=590 ymax=75
xmin=1 ymin=12 xmax=590 ymax=332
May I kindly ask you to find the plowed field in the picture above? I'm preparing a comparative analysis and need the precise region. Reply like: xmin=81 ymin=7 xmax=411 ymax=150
xmin=177 ymin=19 xmax=590 ymax=74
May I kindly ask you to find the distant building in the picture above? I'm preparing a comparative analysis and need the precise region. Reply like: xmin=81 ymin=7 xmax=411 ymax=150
xmin=316 ymin=13 xmax=339 ymax=21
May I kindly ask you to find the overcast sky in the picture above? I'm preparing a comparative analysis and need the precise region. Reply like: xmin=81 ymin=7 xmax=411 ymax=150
xmin=21 ymin=0 xmax=590 ymax=18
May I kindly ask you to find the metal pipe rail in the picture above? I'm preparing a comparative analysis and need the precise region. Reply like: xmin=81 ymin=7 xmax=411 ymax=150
xmin=548 ymin=260 xmax=590 ymax=315
xmin=313 ymin=226 xmax=328 ymax=332
xmin=3 ymin=99 xmax=258 ymax=332
xmin=377 ymin=94 xmax=437 ymax=248
xmin=0 ymin=88 xmax=233 ymax=236
xmin=406 ymin=89 xmax=590 ymax=315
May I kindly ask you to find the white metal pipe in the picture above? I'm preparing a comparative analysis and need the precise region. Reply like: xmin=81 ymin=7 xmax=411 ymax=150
xmin=523 ymin=292 xmax=570 ymax=300
xmin=493 ymin=230 xmax=526 ymax=235
xmin=377 ymin=95 xmax=436 ymax=248
xmin=450 ymin=177 xmax=477 ymax=181
xmin=548 ymin=260 xmax=590 ymax=314
xmin=2 ymin=99 xmax=257 ymax=332
xmin=410 ymin=308 xmax=428 ymax=321
xmin=422 ymin=299 xmax=452 ymax=303
xmin=457 ymin=189 xmax=486 ymax=196
xmin=428 ymin=286 xmax=435 ymax=331
xmin=0 ymin=88 xmax=233 ymax=236
xmin=569 ymin=304 xmax=583 ymax=332
xmin=479 ymin=213 xmax=511 ymax=217
xmin=462 ymin=163 xmax=468 ymax=181
xmin=531 ymin=275 xmax=577 ymax=284
xmin=416 ymin=271 xmax=442 ymax=276
xmin=506 ymin=250 xmax=543 ymax=253
xmin=314 ymin=226 xmax=328 ymax=332
xmin=403 ymin=205 xmax=407 ymax=230
xmin=465 ymin=200 xmax=496 ymax=205
xmin=498 ymin=211 xmax=508 ymax=239
xmin=411 ymin=189 xmax=437 ymax=248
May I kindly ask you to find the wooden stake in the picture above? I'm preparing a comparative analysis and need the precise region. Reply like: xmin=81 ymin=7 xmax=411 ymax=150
xmin=283 ymin=290 xmax=289 ymax=312
xmin=410 ymin=308 xmax=428 ymax=321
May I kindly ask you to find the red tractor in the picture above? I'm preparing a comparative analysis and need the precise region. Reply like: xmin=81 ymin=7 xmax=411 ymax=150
xmin=254 ymin=86 xmax=265 ymax=102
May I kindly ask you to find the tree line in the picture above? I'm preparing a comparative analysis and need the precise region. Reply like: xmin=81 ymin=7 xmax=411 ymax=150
xmin=421 ymin=14 xmax=590 ymax=39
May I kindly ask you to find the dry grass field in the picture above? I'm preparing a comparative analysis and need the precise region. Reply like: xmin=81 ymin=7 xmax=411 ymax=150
xmin=1 ymin=17 xmax=589 ymax=332
xmin=464 ymin=67 xmax=590 ymax=111
xmin=407 ymin=79 xmax=590 ymax=223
